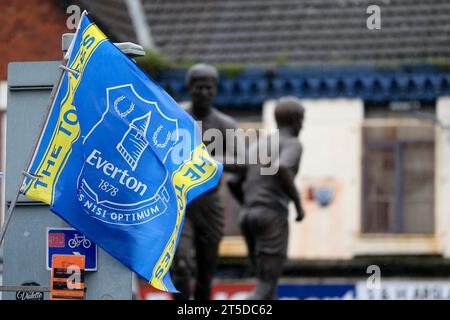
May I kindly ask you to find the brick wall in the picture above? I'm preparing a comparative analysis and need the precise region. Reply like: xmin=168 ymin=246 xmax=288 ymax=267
xmin=0 ymin=0 xmax=69 ymax=80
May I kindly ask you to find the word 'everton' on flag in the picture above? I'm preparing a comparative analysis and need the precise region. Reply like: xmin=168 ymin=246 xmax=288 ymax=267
xmin=21 ymin=11 xmax=222 ymax=292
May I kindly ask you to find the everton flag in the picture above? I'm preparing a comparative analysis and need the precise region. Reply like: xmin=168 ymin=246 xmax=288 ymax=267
xmin=21 ymin=12 xmax=222 ymax=292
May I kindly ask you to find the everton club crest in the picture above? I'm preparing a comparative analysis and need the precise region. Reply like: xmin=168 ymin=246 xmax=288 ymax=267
xmin=77 ymin=84 xmax=179 ymax=225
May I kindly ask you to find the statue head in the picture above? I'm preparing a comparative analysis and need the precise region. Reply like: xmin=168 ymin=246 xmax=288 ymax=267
xmin=274 ymin=96 xmax=304 ymax=136
xmin=186 ymin=63 xmax=219 ymax=115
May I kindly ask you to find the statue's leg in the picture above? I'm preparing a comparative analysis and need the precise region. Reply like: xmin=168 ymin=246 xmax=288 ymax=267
xmin=240 ymin=209 xmax=256 ymax=272
xmin=171 ymin=216 xmax=194 ymax=300
xmin=247 ymin=254 xmax=285 ymax=300
xmin=245 ymin=209 xmax=289 ymax=300
xmin=189 ymin=190 xmax=224 ymax=300
xmin=194 ymin=236 xmax=220 ymax=300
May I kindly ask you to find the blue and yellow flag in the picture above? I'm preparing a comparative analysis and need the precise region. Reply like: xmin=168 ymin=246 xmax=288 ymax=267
xmin=22 ymin=12 xmax=222 ymax=292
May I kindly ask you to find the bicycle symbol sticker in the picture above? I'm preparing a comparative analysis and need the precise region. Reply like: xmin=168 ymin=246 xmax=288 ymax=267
xmin=68 ymin=234 xmax=92 ymax=249
xmin=47 ymin=228 xmax=97 ymax=271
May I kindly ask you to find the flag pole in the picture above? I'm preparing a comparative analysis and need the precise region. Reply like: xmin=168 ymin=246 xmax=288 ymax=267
xmin=0 ymin=60 xmax=68 ymax=248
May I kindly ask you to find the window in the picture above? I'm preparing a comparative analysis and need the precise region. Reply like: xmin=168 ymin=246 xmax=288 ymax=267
xmin=362 ymin=124 xmax=435 ymax=234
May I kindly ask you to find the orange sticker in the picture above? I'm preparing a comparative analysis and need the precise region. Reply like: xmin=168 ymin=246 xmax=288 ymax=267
xmin=50 ymin=254 xmax=85 ymax=300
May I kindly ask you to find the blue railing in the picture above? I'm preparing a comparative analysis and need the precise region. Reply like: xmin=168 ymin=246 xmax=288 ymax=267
xmin=158 ymin=65 xmax=450 ymax=109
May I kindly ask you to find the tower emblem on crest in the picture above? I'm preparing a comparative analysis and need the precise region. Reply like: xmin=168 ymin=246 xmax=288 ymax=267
xmin=116 ymin=112 xmax=152 ymax=171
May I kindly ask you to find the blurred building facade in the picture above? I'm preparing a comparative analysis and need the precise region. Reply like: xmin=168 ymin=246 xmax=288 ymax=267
xmin=77 ymin=0 xmax=450 ymax=66
xmin=2 ymin=0 xmax=450 ymax=299
xmin=71 ymin=1 xmax=450 ymax=299
xmin=76 ymin=1 xmax=450 ymax=252
xmin=77 ymin=0 xmax=450 ymax=286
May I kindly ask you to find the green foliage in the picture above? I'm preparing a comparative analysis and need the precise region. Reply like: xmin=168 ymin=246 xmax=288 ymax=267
xmin=214 ymin=64 xmax=245 ymax=78
xmin=426 ymin=58 xmax=450 ymax=71
xmin=134 ymin=49 xmax=173 ymax=79
xmin=135 ymin=49 xmax=248 ymax=79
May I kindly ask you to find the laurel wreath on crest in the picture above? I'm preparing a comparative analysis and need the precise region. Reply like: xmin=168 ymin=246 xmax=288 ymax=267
xmin=114 ymin=96 xmax=135 ymax=118
xmin=152 ymin=125 xmax=171 ymax=148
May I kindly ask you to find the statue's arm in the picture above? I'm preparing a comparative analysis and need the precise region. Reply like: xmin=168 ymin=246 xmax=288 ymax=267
xmin=226 ymin=169 xmax=246 ymax=204
xmin=278 ymin=142 xmax=305 ymax=222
